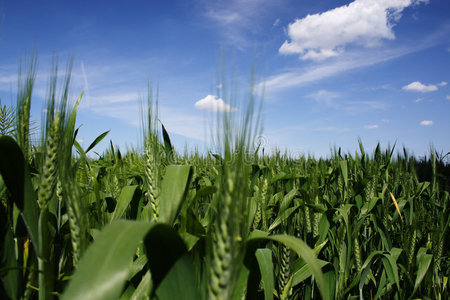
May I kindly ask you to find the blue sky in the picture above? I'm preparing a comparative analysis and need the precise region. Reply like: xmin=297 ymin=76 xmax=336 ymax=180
xmin=0 ymin=0 xmax=449 ymax=158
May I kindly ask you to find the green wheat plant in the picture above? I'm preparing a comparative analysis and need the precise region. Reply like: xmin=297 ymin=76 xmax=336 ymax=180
xmin=0 ymin=55 xmax=448 ymax=300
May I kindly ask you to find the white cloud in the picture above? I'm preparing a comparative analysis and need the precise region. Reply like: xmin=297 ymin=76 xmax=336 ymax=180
xmin=420 ymin=120 xmax=434 ymax=126
xmin=438 ymin=81 xmax=448 ymax=87
xmin=306 ymin=90 xmax=385 ymax=114
xmin=81 ymin=92 xmax=139 ymax=109
xmin=273 ymin=18 xmax=280 ymax=27
xmin=203 ymin=0 xmax=282 ymax=49
xmin=364 ymin=124 xmax=379 ymax=129
xmin=194 ymin=95 xmax=237 ymax=112
xmin=402 ymin=81 xmax=438 ymax=92
xmin=206 ymin=10 xmax=240 ymax=25
xmin=279 ymin=0 xmax=428 ymax=60
xmin=446 ymin=95 xmax=450 ymax=100
xmin=264 ymin=46 xmax=417 ymax=90
xmin=0 ymin=74 xmax=17 ymax=85
xmin=414 ymin=98 xmax=423 ymax=103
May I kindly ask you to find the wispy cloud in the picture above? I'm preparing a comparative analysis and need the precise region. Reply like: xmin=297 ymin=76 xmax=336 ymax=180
xmin=420 ymin=120 xmax=434 ymax=126
xmin=364 ymin=124 xmax=379 ymax=129
xmin=343 ymin=101 xmax=386 ymax=114
xmin=202 ymin=0 xmax=283 ymax=48
xmin=402 ymin=81 xmax=439 ymax=92
xmin=265 ymin=45 xmax=423 ymax=91
xmin=194 ymin=94 xmax=237 ymax=112
xmin=306 ymin=89 xmax=385 ymax=114
xmin=83 ymin=92 xmax=139 ymax=107
xmin=446 ymin=95 xmax=450 ymax=101
xmin=273 ymin=18 xmax=280 ymax=28
xmin=279 ymin=0 xmax=429 ymax=61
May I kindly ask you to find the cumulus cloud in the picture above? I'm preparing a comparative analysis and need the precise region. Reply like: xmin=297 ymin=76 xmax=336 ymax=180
xmin=194 ymin=95 xmax=237 ymax=112
xmin=279 ymin=0 xmax=428 ymax=60
xmin=364 ymin=124 xmax=379 ymax=129
xmin=402 ymin=81 xmax=438 ymax=92
xmin=420 ymin=120 xmax=434 ymax=126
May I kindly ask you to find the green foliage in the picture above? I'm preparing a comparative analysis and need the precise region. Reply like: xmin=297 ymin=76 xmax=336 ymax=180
xmin=0 ymin=99 xmax=16 ymax=137
xmin=0 ymin=57 xmax=448 ymax=300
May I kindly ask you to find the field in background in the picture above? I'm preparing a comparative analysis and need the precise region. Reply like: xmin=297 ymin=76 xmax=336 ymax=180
xmin=0 ymin=60 xmax=449 ymax=299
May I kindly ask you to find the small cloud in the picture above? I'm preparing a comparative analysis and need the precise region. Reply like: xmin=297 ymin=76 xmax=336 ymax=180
xmin=273 ymin=18 xmax=280 ymax=27
xmin=206 ymin=10 xmax=240 ymax=25
xmin=364 ymin=124 xmax=379 ymax=129
xmin=216 ymin=83 xmax=223 ymax=89
xmin=446 ymin=95 xmax=450 ymax=100
xmin=402 ymin=81 xmax=438 ymax=92
xmin=381 ymin=119 xmax=389 ymax=123
xmin=414 ymin=98 xmax=423 ymax=103
xmin=194 ymin=95 xmax=237 ymax=112
xmin=438 ymin=81 xmax=447 ymax=87
xmin=420 ymin=120 xmax=434 ymax=126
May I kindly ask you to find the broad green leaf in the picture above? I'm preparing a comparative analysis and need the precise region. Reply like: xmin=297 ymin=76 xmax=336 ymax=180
xmin=322 ymin=266 xmax=336 ymax=300
xmin=360 ymin=197 xmax=380 ymax=215
xmin=240 ymin=230 xmax=270 ymax=299
xmin=66 ymin=92 xmax=82 ymax=146
xmin=178 ymin=231 xmax=200 ymax=251
xmin=359 ymin=261 xmax=372 ymax=300
xmin=85 ymin=130 xmax=110 ymax=154
xmin=0 ymin=136 xmax=39 ymax=253
xmin=374 ymin=271 xmax=387 ymax=300
xmin=62 ymin=220 xmax=152 ymax=300
xmin=119 ymin=285 xmax=135 ymax=300
xmin=130 ymin=271 xmax=152 ymax=300
xmin=268 ymin=205 xmax=299 ymax=232
xmin=155 ymin=255 xmax=200 ymax=300
xmin=158 ymin=165 xmax=193 ymax=224
xmin=38 ymin=208 xmax=55 ymax=299
xmin=127 ymin=255 xmax=148 ymax=281
xmin=161 ymin=123 xmax=174 ymax=164
xmin=0 ymin=204 xmax=19 ymax=300
xmin=267 ymin=235 xmax=326 ymax=300
xmin=291 ymin=259 xmax=329 ymax=287
xmin=195 ymin=185 xmax=217 ymax=198
xmin=339 ymin=160 xmax=348 ymax=187
xmin=73 ymin=140 xmax=84 ymax=157
xmin=279 ymin=188 xmax=298 ymax=212
xmin=381 ymin=255 xmax=400 ymax=292
xmin=317 ymin=214 xmax=330 ymax=244
xmin=232 ymin=266 xmax=251 ymax=300
xmin=111 ymin=185 xmax=138 ymax=221
xmin=413 ymin=247 xmax=432 ymax=295
xmin=255 ymin=248 xmax=274 ymax=300
xmin=144 ymin=223 xmax=188 ymax=293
